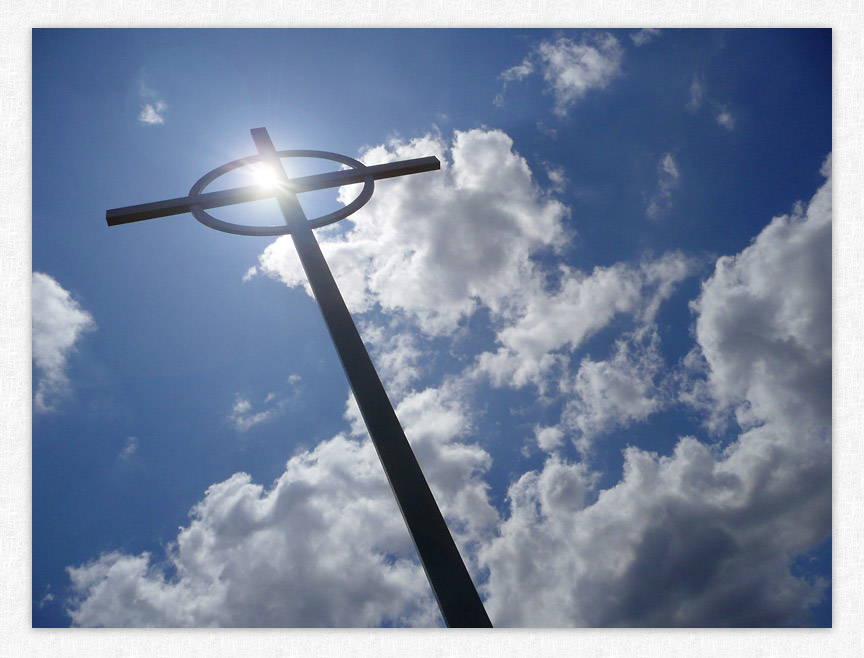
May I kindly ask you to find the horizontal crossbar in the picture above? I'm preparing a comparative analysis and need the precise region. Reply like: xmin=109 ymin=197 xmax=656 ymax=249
xmin=106 ymin=155 xmax=440 ymax=226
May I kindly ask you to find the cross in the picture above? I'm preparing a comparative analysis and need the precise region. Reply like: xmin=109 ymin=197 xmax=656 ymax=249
xmin=106 ymin=127 xmax=493 ymax=628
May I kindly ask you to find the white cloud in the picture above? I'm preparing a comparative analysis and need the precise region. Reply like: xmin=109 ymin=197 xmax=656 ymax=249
xmin=480 ymin=429 xmax=828 ymax=626
xmin=474 ymin=252 xmax=692 ymax=390
xmin=228 ymin=395 xmax=278 ymax=432
xmin=539 ymin=34 xmax=624 ymax=116
xmin=346 ymin=384 xmax=499 ymax=544
xmin=687 ymin=75 xmax=705 ymax=111
xmin=686 ymin=76 xmax=735 ymax=132
xmin=241 ymin=266 xmax=258 ymax=282
xmin=472 ymin=250 xmax=691 ymax=449
xmin=534 ymin=425 xmax=565 ymax=452
xmin=67 ymin=383 xmax=497 ymax=626
xmin=629 ymin=28 xmax=662 ymax=47
xmin=717 ymin=109 xmax=736 ymax=131
xmin=474 ymin=263 xmax=641 ymax=389
xmin=499 ymin=59 xmax=535 ymax=83
xmin=478 ymin=156 xmax=832 ymax=627
xmin=561 ymin=327 xmax=665 ymax=452
xmin=67 ymin=435 xmax=439 ymax=627
xmin=32 ymin=272 xmax=96 ymax=413
xmin=138 ymin=100 xmax=166 ymax=125
xmin=646 ymin=152 xmax=681 ymax=220
xmin=258 ymin=129 xmax=568 ymax=336
xmin=686 ymin=155 xmax=831 ymax=432
xmin=119 ymin=436 xmax=138 ymax=461
xmin=229 ymin=378 xmax=302 ymax=432
xmin=496 ymin=34 xmax=623 ymax=116
xmin=137 ymin=81 xmax=167 ymax=125
xmin=543 ymin=162 xmax=567 ymax=193
xmin=360 ymin=321 xmax=425 ymax=397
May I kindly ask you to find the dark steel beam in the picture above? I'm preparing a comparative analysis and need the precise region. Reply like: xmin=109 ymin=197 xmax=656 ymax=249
xmin=250 ymin=127 xmax=492 ymax=628
xmin=106 ymin=156 xmax=440 ymax=226
xmin=105 ymin=128 xmax=488 ymax=628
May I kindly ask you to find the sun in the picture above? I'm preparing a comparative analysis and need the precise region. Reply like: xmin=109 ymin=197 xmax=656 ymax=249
xmin=248 ymin=162 xmax=282 ymax=190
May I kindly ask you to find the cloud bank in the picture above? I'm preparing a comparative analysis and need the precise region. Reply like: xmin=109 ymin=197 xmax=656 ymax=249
xmin=479 ymin=155 xmax=831 ymax=626
xmin=67 ymin=385 xmax=495 ymax=627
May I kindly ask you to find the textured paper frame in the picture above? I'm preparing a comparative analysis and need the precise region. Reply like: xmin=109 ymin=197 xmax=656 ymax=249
xmin=4 ymin=4 xmax=862 ymax=657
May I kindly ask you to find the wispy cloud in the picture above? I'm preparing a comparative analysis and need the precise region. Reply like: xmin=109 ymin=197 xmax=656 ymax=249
xmin=119 ymin=436 xmax=139 ymax=461
xmin=717 ymin=109 xmax=736 ymax=131
xmin=543 ymin=162 xmax=568 ymax=193
xmin=646 ymin=152 xmax=681 ymax=220
xmin=629 ymin=28 xmax=662 ymax=47
xmin=137 ymin=82 xmax=167 ymax=126
xmin=32 ymin=272 xmax=95 ymax=413
xmin=138 ymin=101 xmax=166 ymax=125
xmin=229 ymin=395 xmax=280 ymax=432
xmin=687 ymin=75 xmax=705 ymax=111
xmin=499 ymin=59 xmax=534 ymax=84
xmin=687 ymin=75 xmax=736 ymax=132
xmin=228 ymin=376 xmax=302 ymax=432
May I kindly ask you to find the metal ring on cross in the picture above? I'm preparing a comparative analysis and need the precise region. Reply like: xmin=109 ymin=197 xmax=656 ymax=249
xmin=188 ymin=150 xmax=375 ymax=237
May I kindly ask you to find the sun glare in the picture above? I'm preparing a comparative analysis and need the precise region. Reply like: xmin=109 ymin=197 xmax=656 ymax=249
xmin=249 ymin=162 xmax=281 ymax=190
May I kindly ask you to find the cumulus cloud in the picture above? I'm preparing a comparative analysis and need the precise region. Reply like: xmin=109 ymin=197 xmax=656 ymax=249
xmin=348 ymin=384 xmax=498 ymax=545
xmin=685 ymin=155 xmax=831 ymax=432
xmin=474 ymin=251 xmax=692 ymax=451
xmin=66 ymin=384 xmax=496 ymax=627
xmin=496 ymin=33 xmax=623 ymax=116
xmin=474 ymin=252 xmax=692 ymax=390
xmin=478 ymin=156 xmax=832 ymax=627
xmin=646 ymin=152 xmax=681 ymax=220
xmin=258 ymin=129 xmax=568 ymax=335
xmin=360 ymin=321 xmax=425 ymax=398
xmin=32 ymin=272 xmax=96 ymax=413
xmin=67 ymin=435 xmax=438 ymax=627
xmin=561 ymin=327 xmax=665 ymax=452
xmin=534 ymin=425 xmax=565 ymax=452
xmin=480 ymin=433 xmax=828 ymax=626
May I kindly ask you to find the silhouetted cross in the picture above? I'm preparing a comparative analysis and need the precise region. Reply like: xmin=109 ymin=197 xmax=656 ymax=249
xmin=106 ymin=127 xmax=492 ymax=628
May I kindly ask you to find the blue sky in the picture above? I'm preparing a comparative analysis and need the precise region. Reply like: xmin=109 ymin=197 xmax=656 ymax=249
xmin=31 ymin=28 xmax=832 ymax=627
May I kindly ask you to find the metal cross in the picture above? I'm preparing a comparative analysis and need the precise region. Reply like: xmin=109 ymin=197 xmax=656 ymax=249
xmin=106 ymin=127 xmax=493 ymax=628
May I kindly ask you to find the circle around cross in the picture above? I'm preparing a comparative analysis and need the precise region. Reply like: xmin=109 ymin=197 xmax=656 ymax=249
xmin=187 ymin=150 xmax=375 ymax=236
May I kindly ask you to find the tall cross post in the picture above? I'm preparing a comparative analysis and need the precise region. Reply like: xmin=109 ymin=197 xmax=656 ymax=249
xmin=106 ymin=127 xmax=493 ymax=628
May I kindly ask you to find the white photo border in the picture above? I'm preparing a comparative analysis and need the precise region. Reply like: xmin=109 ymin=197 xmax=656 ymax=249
xmin=5 ymin=4 xmax=861 ymax=657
